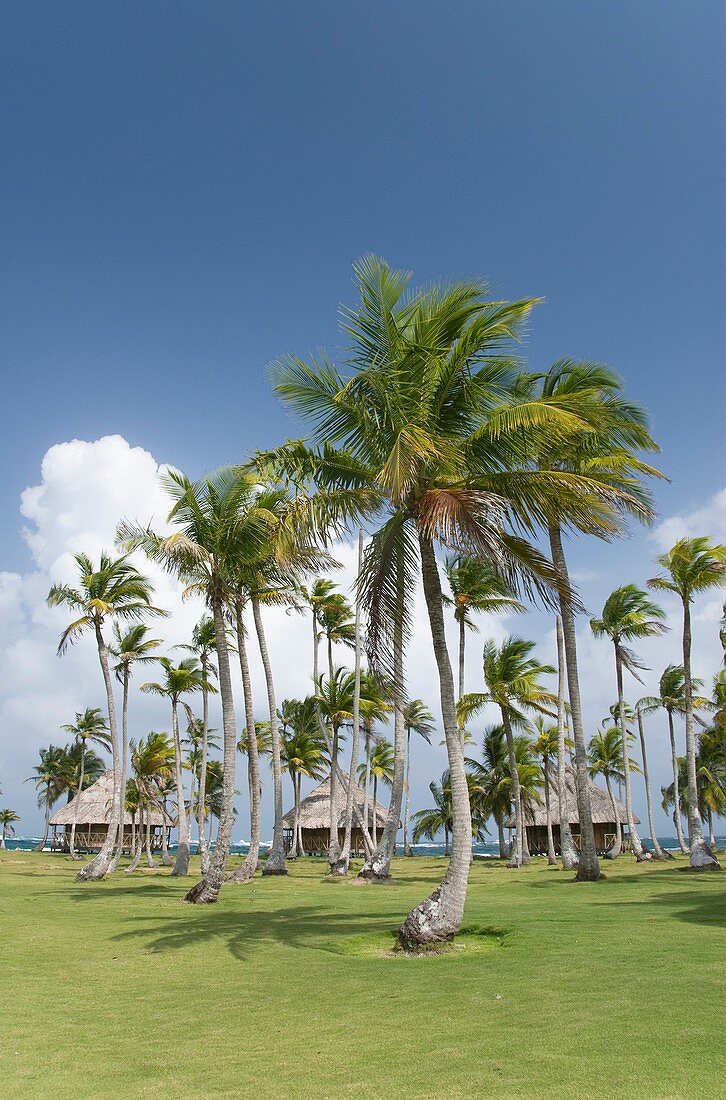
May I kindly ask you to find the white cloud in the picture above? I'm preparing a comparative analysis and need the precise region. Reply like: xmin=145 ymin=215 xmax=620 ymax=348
xmin=652 ymin=486 xmax=726 ymax=551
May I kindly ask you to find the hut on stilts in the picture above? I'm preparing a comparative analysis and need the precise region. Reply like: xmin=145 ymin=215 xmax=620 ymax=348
xmin=282 ymin=775 xmax=388 ymax=857
xmin=50 ymin=770 xmax=172 ymax=853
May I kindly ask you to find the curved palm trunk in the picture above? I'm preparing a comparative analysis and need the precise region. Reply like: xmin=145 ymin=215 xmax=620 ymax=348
xmin=185 ymin=589 xmax=238 ymax=903
xmin=400 ymin=534 xmax=472 ymax=946
xmin=636 ymin=706 xmax=668 ymax=860
xmin=548 ymin=524 xmax=601 ymax=881
xmin=332 ymin=532 xmax=364 ymax=876
xmin=170 ymin=698 xmax=190 ymax=876
xmin=110 ymin=668 xmax=130 ymax=872
xmin=543 ymin=761 xmax=556 ymax=865
xmin=252 ymin=596 xmax=286 ymax=875
xmin=603 ymin=775 xmax=623 ymax=858
xmin=69 ymin=743 xmax=85 ymax=860
xmin=35 ymin=801 xmax=51 ymax=852
xmin=403 ymin=730 xmax=413 ymax=856
xmin=681 ymin=599 xmax=719 ymax=869
xmin=76 ymin=625 xmax=121 ymax=881
xmin=197 ymin=659 xmax=211 ymax=875
xmin=501 ymin=708 xmax=524 ymax=867
xmin=228 ymin=599 xmax=261 ymax=883
xmin=708 ymin=810 xmax=716 ymax=851
xmin=554 ymin=617 xmax=578 ymax=869
xmin=667 ymin=709 xmax=689 ymax=854
xmin=613 ymin=649 xmax=649 ymax=861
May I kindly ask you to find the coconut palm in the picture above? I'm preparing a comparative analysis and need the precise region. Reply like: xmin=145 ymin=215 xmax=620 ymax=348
xmin=697 ymin=728 xmax=726 ymax=848
xmin=475 ymin=724 xmax=511 ymax=858
xmin=177 ymin=616 xmax=218 ymax=873
xmin=27 ymin=745 xmax=71 ymax=852
xmin=316 ymin=665 xmax=355 ymax=865
xmin=590 ymin=585 xmax=666 ymax=861
xmin=402 ymin=700 xmax=435 ymax=855
xmin=318 ymin=593 xmax=356 ymax=680
xmin=47 ymin=551 xmax=163 ymax=880
xmin=226 ymin=592 xmax=262 ymax=884
xmin=109 ymin=622 xmax=163 ymax=869
xmin=412 ymin=769 xmax=489 ymax=853
xmin=649 ymin=537 xmax=726 ymax=869
xmin=531 ymin=716 xmax=560 ymax=865
xmin=444 ymin=555 xmax=525 ymax=701
xmin=634 ymin=698 xmax=669 ymax=860
xmin=529 ymin=359 xmax=663 ymax=881
xmin=126 ymin=732 xmax=175 ymax=872
xmin=60 ymin=708 xmax=112 ymax=859
xmin=554 ymin=615 xmax=578 ymax=869
xmin=182 ymin=711 xmax=221 ymax=864
xmin=358 ymin=737 xmax=394 ymax=848
xmin=588 ymin=727 xmax=626 ymax=857
xmin=272 ymin=256 xmax=613 ymax=942
xmin=459 ymin=637 xmax=556 ymax=867
xmin=140 ymin=657 xmax=205 ymax=875
xmin=0 ymin=809 xmax=19 ymax=849
xmin=280 ymin=700 xmax=327 ymax=857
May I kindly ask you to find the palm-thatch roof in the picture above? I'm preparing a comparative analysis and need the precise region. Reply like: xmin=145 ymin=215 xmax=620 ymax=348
xmin=505 ymin=763 xmax=638 ymax=827
xmin=50 ymin=771 xmax=172 ymax=827
xmin=282 ymin=775 xmax=388 ymax=831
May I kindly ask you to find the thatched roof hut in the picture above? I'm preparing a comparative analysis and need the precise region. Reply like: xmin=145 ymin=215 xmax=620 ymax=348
xmin=283 ymin=775 xmax=389 ymax=856
xmin=50 ymin=771 xmax=172 ymax=852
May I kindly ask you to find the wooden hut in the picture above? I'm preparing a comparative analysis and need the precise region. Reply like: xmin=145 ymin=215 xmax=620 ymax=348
xmin=282 ymin=775 xmax=388 ymax=857
xmin=50 ymin=770 xmax=172 ymax=853
xmin=506 ymin=763 xmax=639 ymax=855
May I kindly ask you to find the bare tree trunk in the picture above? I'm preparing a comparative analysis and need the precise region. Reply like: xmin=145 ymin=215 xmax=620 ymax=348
xmin=496 ymin=815 xmax=507 ymax=859
xmin=185 ymin=588 xmax=238 ymax=903
xmin=458 ymin=615 xmax=466 ymax=703
xmin=614 ymin=649 xmax=650 ymax=861
xmin=110 ymin=668 xmax=130 ymax=872
xmin=76 ymin=625 xmax=122 ymax=881
xmin=502 ymin=708 xmax=524 ymax=867
xmin=604 ymin=775 xmax=622 ymax=859
xmin=159 ymin=800 xmax=172 ymax=866
xmin=682 ymin=599 xmax=719 ymax=869
xmin=400 ymin=534 xmax=472 ymax=946
xmin=543 ymin=762 xmax=557 ymax=865
xmin=197 ymin=658 xmax=211 ymax=875
xmin=327 ymin=723 xmax=342 ymax=867
xmin=125 ymin=801 xmax=143 ymax=873
xmin=228 ymin=598 xmax=261 ymax=883
xmin=667 ymin=709 xmax=689 ymax=854
xmin=636 ymin=705 xmax=668 ymax=859
xmin=252 ymin=596 xmax=287 ymax=875
xmin=145 ymin=801 xmax=155 ymax=867
xmin=35 ymin=802 xmax=51 ymax=852
xmin=70 ymin=743 xmax=85 ymax=860
xmin=403 ymin=730 xmax=413 ymax=856
xmin=170 ymin=699 xmax=190 ymax=875
xmin=548 ymin=525 xmax=601 ymax=881
xmin=555 ymin=616 xmax=579 ymax=870
xmin=361 ymin=724 xmax=374 ymax=857
xmin=708 ymin=810 xmax=717 ymax=851
xmin=332 ymin=531 xmax=364 ymax=876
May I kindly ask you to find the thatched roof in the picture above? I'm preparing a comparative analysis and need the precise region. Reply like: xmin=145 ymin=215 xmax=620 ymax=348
xmin=50 ymin=771 xmax=172 ymax=827
xmin=283 ymin=775 xmax=388 ymax=830
xmin=505 ymin=763 xmax=639 ymax=828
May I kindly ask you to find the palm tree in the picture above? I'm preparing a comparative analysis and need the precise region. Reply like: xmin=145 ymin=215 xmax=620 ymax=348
xmin=126 ymin=732 xmax=175 ymax=872
xmin=27 ymin=745 xmax=69 ymax=851
xmin=272 ymin=255 xmax=608 ymax=943
xmin=402 ymin=700 xmax=435 ymax=855
xmin=531 ymin=716 xmax=559 ymax=865
xmin=649 ymin=537 xmax=726 ymax=869
xmin=316 ymin=665 xmax=355 ymax=865
xmin=590 ymin=585 xmax=666 ymax=861
xmin=695 ymin=728 xmax=726 ymax=849
xmin=109 ymin=622 xmax=162 ymax=869
xmin=588 ymin=727 xmax=626 ymax=857
xmin=475 ymin=724 xmax=511 ymax=857
xmin=318 ymin=593 xmax=355 ymax=680
xmin=444 ymin=555 xmax=525 ymax=701
xmin=140 ymin=657 xmax=204 ymax=875
xmin=47 ymin=551 xmax=162 ymax=880
xmin=554 ymin=615 xmax=578 ymax=870
xmin=355 ymin=671 xmax=392 ymax=861
xmin=412 ymin=769 xmax=489 ymax=853
xmin=280 ymin=699 xmax=327 ymax=857
xmin=358 ymin=737 xmax=394 ymax=847
xmin=459 ymin=637 xmax=556 ymax=867
xmin=177 ymin=616 xmax=218 ymax=874
xmin=634 ymin=698 xmax=669 ymax=860
xmin=0 ymin=809 xmax=19 ymax=849
xmin=182 ymin=711 xmax=221 ymax=861
xmin=531 ymin=359 xmax=663 ymax=882
xmin=60 ymin=708 xmax=111 ymax=859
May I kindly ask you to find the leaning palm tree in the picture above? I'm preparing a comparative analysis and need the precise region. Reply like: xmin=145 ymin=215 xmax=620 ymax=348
xmin=27 ymin=745 xmax=68 ymax=851
xmin=459 ymin=637 xmax=556 ymax=867
xmin=402 ymin=699 xmax=435 ymax=855
xmin=588 ymin=727 xmax=627 ymax=858
xmin=271 ymin=255 xmax=612 ymax=943
xmin=140 ymin=657 xmax=204 ymax=875
xmin=47 ymin=551 xmax=163 ymax=880
xmin=590 ymin=585 xmax=666 ymax=861
xmin=531 ymin=716 xmax=560 ymax=865
xmin=0 ymin=809 xmax=19 ymax=849
xmin=649 ymin=537 xmax=726 ymax=870
xmin=444 ymin=555 xmax=525 ymax=700
xmin=177 ymin=616 xmax=218 ymax=873
xmin=60 ymin=707 xmax=112 ymax=859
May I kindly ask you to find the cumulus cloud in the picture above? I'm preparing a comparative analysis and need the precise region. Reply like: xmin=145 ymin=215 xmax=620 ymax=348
xmin=652 ymin=486 xmax=726 ymax=551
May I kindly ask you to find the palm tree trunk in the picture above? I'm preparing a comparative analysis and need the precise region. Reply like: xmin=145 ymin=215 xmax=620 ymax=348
xmin=681 ymin=599 xmax=719 ymax=869
xmin=297 ymin=773 xmax=305 ymax=855
xmin=501 ymin=708 xmax=524 ymax=867
xmin=403 ymin=729 xmax=413 ymax=856
xmin=160 ymin=799 xmax=172 ymax=865
xmin=708 ymin=810 xmax=716 ymax=851
xmin=458 ymin=615 xmax=466 ymax=702
xmin=667 ymin=709 xmax=689 ymax=853
xmin=76 ymin=624 xmax=122 ymax=881
xmin=362 ymin=725 xmax=374 ymax=856
xmin=332 ymin=530 xmax=364 ymax=876
xmin=614 ymin=649 xmax=649 ymax=860
xmin=555 ymin=616 xmax=578 ymax=870
xmin=444 ymin=826 xmax=450 ymax=857
xmin=110 ymin=668 xmax=130 ymax=872
xmin=197 ymin=659 xmax=210 ymax=874
xmin=70 ymin=743 xmax=85 ymax=860
xmin=328 ymin=724 xmax=342 ymax=866
xmin=496 ymin=815 xmax=507 ymax=859
xmin=252 ymin=595 xmax=287 ymax=875
xmin=636 ymin=705 xmax=668 ymax=859
xmin=548 ymin=524 xmax=601 ymax=881
xmin=228 ymin=598 xmax=261 ymax=883
xmin=170 ymin=699 xmax=190 ymax=875
xmin=145 ymin=800 xmax=155 ymax=867
xmin=126 ymin=801 xmax=143 ymax=873
xmin=185 ymin=587 xmax=238 ymax=903
xmin=400 ymin=533 xmax=472 ymax=946
xmin=543 ymin=762 xmax=557 ymax=865
xmin=604 ymin=775 xmax=622 ymax=858
xmin=36 ymin=801 xmax=51 ymax=852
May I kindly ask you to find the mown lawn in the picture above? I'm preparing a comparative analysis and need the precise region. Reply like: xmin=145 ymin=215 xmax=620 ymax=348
xmin=1 ymin=851 xmax=723 ymax=1099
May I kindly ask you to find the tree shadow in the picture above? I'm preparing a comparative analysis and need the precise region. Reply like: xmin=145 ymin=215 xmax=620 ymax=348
xmin=646 ymin=888 xmax=725 ymax=928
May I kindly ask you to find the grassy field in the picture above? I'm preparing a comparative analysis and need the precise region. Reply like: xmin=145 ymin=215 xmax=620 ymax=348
xmin=1 ymin=851 xmax=724 ymax=1099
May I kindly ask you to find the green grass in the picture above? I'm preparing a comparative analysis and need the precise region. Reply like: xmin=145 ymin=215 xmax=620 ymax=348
xmin=1 ymin=851 xmax=724 ymax=1099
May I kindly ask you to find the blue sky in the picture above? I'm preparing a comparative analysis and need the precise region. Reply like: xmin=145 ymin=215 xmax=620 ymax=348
xmin=1 ymin=3 xmax=724 ymax=835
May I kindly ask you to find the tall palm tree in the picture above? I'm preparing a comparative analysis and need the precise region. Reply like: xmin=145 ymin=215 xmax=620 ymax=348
xmin=412 ymin=769 xmax=489 ymax=853
xmin=402 ymin=699 xmax=435 ymax=855
xmin=475 ymin=724 xmax=511 ymax=858
xmin=357 ymin=737 xmax=394 ymax=847
xmin=182 ymin=710 xmax=221 ymax=864
xmin=649 ymin=537 xmax=726 ymax=869
xmin=355 ymin=671 xmax=392 ymax=861
xmin=27 ymin=745 xmax=70 ymax=852
xmin=634 ymin=698 xmax=669 ymax=860
xmin=126 ymin=731 xmax=175 ymax=872
xmin=177 ymin=616 xmax=218 ymax=874
xmin=227 ymin=593 xmax=261 ymax=883
xmin=109 ymin=622 xmax=163 ymax=869
xmin=444 ymin=555 xmax=525 ymax=700
xmin=554 ymin=615 xmax=578 ymax=869
xmin=140 ymin=657 xmax=204 ymax=875
xmin=590 ymin=584 xmax=666 ymax=861
xmin=60 ymin=707 xmax=112 ymax=859
xmin=272 ymin=255 xmax=608 ymax=943
xmin=530 ymin=359 xmax=663 ymax=882
xmin=531 ymin=716 xmax=560 ymax=865
xmin=280 ymin=699 xmax=327 ymax=857
xmin=0 ymin=809 xmax=19 ymax=849
xmin=318 ymin=593 xmax=355 ymax=680
xmin=316 ymin=665 xmax=355 ymax=865
xmin=47 ymin=551 xmax=162 ymax=880
xmin=459 ymin=637 xmax=556 ymax=867
xmin=588 ymin=727 xmax=627 ymax=858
